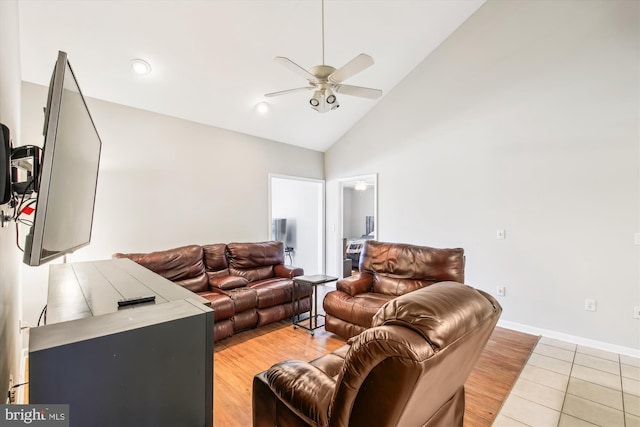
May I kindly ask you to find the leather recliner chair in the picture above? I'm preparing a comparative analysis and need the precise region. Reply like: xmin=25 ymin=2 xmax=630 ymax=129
xmin=252 ymin=281 xmax=502 ymax=427
xmin=324 ymin=240 xmax=466 ymax=340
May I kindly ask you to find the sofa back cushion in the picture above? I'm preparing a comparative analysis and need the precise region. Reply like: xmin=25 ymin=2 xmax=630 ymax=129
xmin=113 ymin=244 xmax=209 ymax=293
xmin=202 ymin=243 xmax=229 ymax=271
xmin=227 ymin=241 xmax=284 ymax=282
xmin=360 ymin=240 xmax=465 ymax=296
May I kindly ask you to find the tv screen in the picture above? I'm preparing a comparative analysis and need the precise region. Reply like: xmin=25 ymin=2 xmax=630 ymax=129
xmin=23 ymin=51 xmax=102 ymax=266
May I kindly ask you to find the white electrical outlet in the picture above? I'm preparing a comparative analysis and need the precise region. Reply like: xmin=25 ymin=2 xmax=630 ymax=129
xmin=585 ymin=299 xmax=597 ymax=312
xmin=496 ymin=229 xmax=506 ymax=240
xmin=497 ymin=286 xmax=506 ymax=296
xmin=634 ymin=306 xmax=640 ymax=319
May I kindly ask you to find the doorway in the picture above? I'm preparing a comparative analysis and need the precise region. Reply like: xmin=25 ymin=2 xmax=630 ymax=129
xmin=269 ymin=174 xmax=324 ymax=274
xmin=338 ymin=174 xmax=377 ymax=277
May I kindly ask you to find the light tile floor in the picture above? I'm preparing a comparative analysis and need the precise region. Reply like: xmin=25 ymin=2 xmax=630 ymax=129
xmin=493 ymin=337 xmax=640 ymax=427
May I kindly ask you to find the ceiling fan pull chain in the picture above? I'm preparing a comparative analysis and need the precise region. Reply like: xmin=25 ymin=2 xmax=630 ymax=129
xmin=321 ymin=0 xmax=325 ymax=65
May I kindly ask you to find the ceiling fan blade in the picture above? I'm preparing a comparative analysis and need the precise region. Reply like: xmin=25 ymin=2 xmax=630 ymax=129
xmin=329 ymin=53 xmax=374 ymax=83
xmin=274 ymin=57 xmax=317 ymax=82
xmin=334 ymin=84 xmax=383 ymax=100
xmin=264 ymin=87 xmax=314 ymax=97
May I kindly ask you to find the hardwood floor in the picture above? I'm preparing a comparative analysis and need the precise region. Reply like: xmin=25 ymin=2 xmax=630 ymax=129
xmin=464 ymin=327 xmax=540 ymax=427
xmin=213 ymin=321 xmax=538 ymax=427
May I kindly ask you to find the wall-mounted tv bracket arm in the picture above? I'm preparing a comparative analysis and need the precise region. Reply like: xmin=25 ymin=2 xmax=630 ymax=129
xmin=3 ymin=145 xmax=41 ymax=228
xmin=11 ymin=145 xmax=41 ymax=195
xmin=0 ymin=123 xmax=42 ymax=228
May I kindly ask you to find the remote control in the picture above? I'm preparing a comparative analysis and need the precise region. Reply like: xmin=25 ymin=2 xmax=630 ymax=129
xmin=117 ymin=295 xmax=156 ymax=307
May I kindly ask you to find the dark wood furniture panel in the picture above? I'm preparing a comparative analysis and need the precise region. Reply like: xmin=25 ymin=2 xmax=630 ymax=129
xmin=29 ymin=259 xmax=214 ymax=427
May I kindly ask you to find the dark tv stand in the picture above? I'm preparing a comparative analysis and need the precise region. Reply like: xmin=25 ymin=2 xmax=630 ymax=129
xmin=29 ymin=259 xmax=214 ymax=427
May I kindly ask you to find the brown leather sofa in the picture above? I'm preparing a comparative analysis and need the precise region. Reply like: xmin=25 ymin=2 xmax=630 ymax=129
xmin=323 ymin=240 xmax=465 ymax=339
xmin=114 ymin=241 xmax=310 ymax=342
xmin=253 ymin=281 xmax=502 ymax=427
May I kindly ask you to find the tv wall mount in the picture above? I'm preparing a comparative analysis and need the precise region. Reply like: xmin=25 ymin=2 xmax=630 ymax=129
xmin=0 ymin=122 xmax=42 ymax=227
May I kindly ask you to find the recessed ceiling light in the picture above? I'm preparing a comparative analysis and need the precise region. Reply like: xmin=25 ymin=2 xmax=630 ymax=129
xmin=255 ymin=102 xmax=270 ymax=114
xmin=130 ymin=59 xmax=151 ymax=75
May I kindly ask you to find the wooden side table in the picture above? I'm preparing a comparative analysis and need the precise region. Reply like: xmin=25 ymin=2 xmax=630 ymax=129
xmin=292 ymin=274 xmax=337 ymax=335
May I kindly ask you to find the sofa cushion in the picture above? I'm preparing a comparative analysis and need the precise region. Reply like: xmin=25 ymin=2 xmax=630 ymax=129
xmin=113 ymin=244 xmax=208 ymax=293
xmin=209 ymin=274 xmax=249 ymax=290
xmin=230 ymin=265 xmax=275 ymax=283
xmin=202 ymin=243 xmax=229 ymax=271
xmin=373 ymin=277 xmax=438 ymax=297
xmin=248 ymin=278 xmax=296 ymax=309
xmin=227 ymin=241 xmax=285 ymax=268
xmin=361 ymin=241 xmax=464 ymax=296
xmin=175 ymin=274 xmax=210 ymax=293
xmin=323 ymin=291 xmax=394 ymax=328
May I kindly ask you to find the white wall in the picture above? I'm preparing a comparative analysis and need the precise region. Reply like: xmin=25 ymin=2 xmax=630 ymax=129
xmin=20 ymin=82 xmax=324 ymax=326
xmin=326 ymin=0 xmax=639 ymax=354
xmin=0 ymin=0 xmax=24 ymax=398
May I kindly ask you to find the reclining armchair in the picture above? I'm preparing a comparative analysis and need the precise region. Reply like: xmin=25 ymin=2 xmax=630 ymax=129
xmin=323 ymin=240 xmax=466 ymax=339
xmin=252 ymin=281 xmax=502 ymax=427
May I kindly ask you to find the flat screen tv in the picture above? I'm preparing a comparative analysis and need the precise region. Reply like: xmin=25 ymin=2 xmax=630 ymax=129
xmin=23 ymin=51 xmax=102 ymax=266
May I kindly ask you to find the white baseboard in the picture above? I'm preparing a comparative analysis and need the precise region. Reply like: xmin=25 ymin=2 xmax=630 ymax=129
xmin=498 ymin=320 xmax=640 ymax=359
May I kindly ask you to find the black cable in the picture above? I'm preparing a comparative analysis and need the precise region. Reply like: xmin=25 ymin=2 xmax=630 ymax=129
xmin=13 ymin=186 xmax=37 ymax=252
xmin=6 ymin=382 xmax=29 ymax=404
xmin=15 ymin=220 xmax=22 ymax=252
xmin=11 ymin=382 xmax=28 ymax=389
xmin=12 ymin=178 xmax=35 ymax=220
xmin=37 ymin=305 xmax=47 ymax=327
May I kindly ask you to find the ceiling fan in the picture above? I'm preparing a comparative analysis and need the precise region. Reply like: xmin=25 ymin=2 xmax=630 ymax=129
xmin=265 ymin=0 xmax=383 ymax=113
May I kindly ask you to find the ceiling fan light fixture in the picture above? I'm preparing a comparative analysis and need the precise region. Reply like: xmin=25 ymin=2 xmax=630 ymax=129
xmin=310 ymin=90 xmax=322 ymax=108
xmin=325 ymin=89 xmax=337 ymax=104
xmin=324 ymin=87 xmax=339 ymax=110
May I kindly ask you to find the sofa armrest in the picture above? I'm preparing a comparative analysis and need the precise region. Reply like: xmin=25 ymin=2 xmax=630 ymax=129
xmin=274 ymin=264 xmax=303 ymax=279
xmin=263 ymin=360 xmax=335 ymax=426
xmin=337 ymin=272 xmax=374 ymax=296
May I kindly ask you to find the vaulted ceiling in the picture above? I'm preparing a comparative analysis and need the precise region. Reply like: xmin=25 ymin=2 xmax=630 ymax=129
xmin=18 ymin=0 xmax=485 ymax=152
